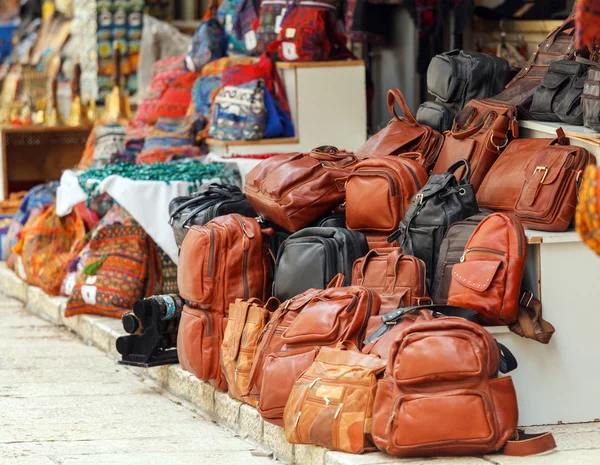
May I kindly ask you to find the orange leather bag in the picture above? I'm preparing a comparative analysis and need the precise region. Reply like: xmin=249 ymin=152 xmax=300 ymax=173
xmin=345 ymin=156 xmax=429 ymax=234
xmin=221 ymin=297 xmax=279 ymax=406
xmin=371 ymin=317 xmax=556 ymax=457
xmin=244 ymin=147 xmax=358 ymax=232
xmin=258 ymin=281 xmax=381 ymax=425
xmin=431 ymin=99 xmax=518 ymax=191
xmin=283 ymin=344 xmax=386 ymax=454
xmin=351 ymin=248 xmax=430 ymax=315
xmin=356 ymin=89 xmax=443 ymax=172
xmin=447 ymin=213 xmax=526 ymax=325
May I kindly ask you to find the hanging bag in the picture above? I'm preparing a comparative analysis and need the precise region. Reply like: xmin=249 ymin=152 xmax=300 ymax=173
xmin=186 ymin=0 xmax=228 ymax=72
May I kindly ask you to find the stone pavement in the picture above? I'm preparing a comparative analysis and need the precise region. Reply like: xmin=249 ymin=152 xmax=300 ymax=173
xmin=0 ymin=295 xmax=275 ymax=465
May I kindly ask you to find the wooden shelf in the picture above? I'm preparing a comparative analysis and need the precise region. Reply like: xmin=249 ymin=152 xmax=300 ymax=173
xmin=206 ymin=137 xmax=299 ymax=147
xmin=0 ymin=125 xmax=92 ymax=134
xmin=276 ymin=60 xmax=364 ymax=69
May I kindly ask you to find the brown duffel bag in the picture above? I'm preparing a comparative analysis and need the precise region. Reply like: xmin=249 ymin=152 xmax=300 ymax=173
xmin=491 ymin=15 xmax=580 ymax=119
xmin=477 ymin=129 xmax=595 ymax=231
xmin=351 ymin=248 xmax=431 ymax=315
xmin=258 ymin=281 xmax=381 ymax=425
xmin=356 ymin=89 xmax=443 ymax=172
xmin=244 ymin=147 xmax=358 ymax=232
xmin=371 ymin=317 xmax=556 ymax=457
xmin=431 ymin=99 xmax=518 ymax=191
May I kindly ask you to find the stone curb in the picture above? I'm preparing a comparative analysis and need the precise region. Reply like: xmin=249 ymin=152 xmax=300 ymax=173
xmin=0 ymin=263 xmax=545 ymax=465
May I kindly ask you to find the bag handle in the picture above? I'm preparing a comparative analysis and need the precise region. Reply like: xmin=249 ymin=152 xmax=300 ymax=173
xmin=497 ymin=342 xmax=518 ymax=374
xmin=357 ymin=248 xmax=401 ymax=286
xmin=446 ymin=159 xmax=472 ymax=184
xmin=509 ymin=291 xmax=555 ymax=344
xmin=387 ymin=89 xmax=419 ymax=127
xmin=327 ymin=273 xmax=346 ymax=289
xmin=310 ymin=146 xmax=358 ymax=168
xmin=503 ymin=431 xmax=556 ymax=456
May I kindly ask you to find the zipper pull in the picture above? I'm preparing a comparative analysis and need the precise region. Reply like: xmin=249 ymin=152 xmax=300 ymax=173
xmin=294 ymin=411 xmax=302 ymax=428
xmin=234 ymin=367 xmax=238 ymax=382
xmin=323 ymin=396 xmax=331 ymax=406
xmin=386 ymin=411 xmax=396 ymax=434
xmin=309 ymin=377 xmax=321 ymax=388
xmin=235 ymin=214 xmax=255 ymax=239
xmin=334 ymin=403 xmax=343 ymax=419
xmin=460 ymin=249 xmax=469 ymax=262
xmin=511 ymin=117 xmax=519 ymax=138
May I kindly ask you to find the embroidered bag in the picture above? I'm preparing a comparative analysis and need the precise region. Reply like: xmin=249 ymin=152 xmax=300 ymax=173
xmin=186 ymin=18 xmax=228 ymax=72
xmin=263 ymin=86 xmax=294 ymax=138
xmin=256 ymin=0 xmax=292 ymax=54
xmin=233 ymin=0 xmax=262 ymax=54
xmin=64 ymin=224 xmax=162 ymax=318
xmin=142 ymin=115 xmax=204 ymax=151
xmin=153 ymin=72 xmax=199 ymax=121
xmin=92 ymin=123 xmax=127 ymax=168
xmin=191 ymin=74 xmax=223 ymax=118
xmin=208 ymin=79 xmax=268 ymax=141
xmin=576 ymin=165 xmax=600 ymax=256
xmin=217 ymin=0 xmax=246 ymax=52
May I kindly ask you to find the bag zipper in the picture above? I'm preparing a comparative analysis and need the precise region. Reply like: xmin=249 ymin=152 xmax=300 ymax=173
xmin=233 ymin=214 xmax=252 ymax=298
xmin=357 ymin=290 xmax=374 ymax=348
xmin=460 ymin=247 xmax=506 ymax=262
xmin=208 ymin=229 xmax=215 ymax=277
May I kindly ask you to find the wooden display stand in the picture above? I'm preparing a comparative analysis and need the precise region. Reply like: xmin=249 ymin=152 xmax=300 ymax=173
xmin=0 ymin=126 xmax=90 ymax=200
xmin=486 ymin=121 xmax=600 ymax=426
xmin=207 ymin=60 xmax=367 ymax=156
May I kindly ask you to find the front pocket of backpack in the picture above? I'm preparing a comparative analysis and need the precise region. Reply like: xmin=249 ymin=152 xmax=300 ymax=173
xmin=177 ymin=306 xmax=221 ymax=381
xmin=390 ymin=390 xmax=495 ymax=450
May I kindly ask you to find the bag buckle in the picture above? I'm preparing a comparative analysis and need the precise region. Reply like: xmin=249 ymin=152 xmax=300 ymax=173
xmin=534 ymin=166 xmax=549 ymax=184
xmin=416 ymin=194 xmax=424 ymax=205
xmin=520 ymin=289 xmax=534 ymax=308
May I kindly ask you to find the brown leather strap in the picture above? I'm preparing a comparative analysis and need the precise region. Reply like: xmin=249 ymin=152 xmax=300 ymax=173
xmin=503 ymin=431 xmax=556 ymax=456
xmin=310 ymin=146 xmax=358 ymax=168
xmin=509 ymin=292 xmax=555 ymax=344
xmin=327 ymin=273 xmax=346 ymax=288
xmin=387 ymin=89 xmax=419 ymax=127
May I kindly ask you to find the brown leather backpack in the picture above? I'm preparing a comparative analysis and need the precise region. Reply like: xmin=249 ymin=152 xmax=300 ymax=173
xmin=351 ymin=248 xmax=431 ymax=314
xmin=371 ymin=317 xmax=556 ymax=457
xmin=447 ymin=213 xmax=526 ymax=325
xmin=258 ymin=281 xmax=381 ymax=425
xmin=221 ymin=297 xmax=279 ymax=406
xmin=283 ymin=343 xmax=386 ymax=454
xmin=345 ymin=156 xmax=429 ymax=234
xmin=356 ymin=89 xmax=443 ymax=172
xmin=431 ymin=99 xmax=518 ymax=191
xmin=244 ymin=147 xmax=358 ymax=232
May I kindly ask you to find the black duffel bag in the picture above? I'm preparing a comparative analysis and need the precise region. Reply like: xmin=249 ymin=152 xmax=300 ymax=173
xmin=273 ymin=227 xmax=368 ymax=301
xmin=387 ymin=159 xmax=480 ymax=291
xmin=169 ymin=184 xmax=256 ymax=247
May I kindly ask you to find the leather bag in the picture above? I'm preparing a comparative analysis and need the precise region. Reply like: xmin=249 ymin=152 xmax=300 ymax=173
xmin=283 ymin=343 xmax=386 ymax=454
xmin=345 ymin=155 xmax=429 ymax=234
xmin=371 ymin=317 xmax=555 ymax=457
xmin=356 ymin=89 xmax=443 ymax=172
xmin=417 ymin=50 xmax=512 ymax=132
xmin=177 ymin=214 xmax=273 ymax=315
xmin=388 ymin=159 xmax=480 ymax=291
xmin=351 ymin=248 xmax=431 ymax=314
xmin=221 ymin=297 xmax=279 ymax=406
xmin=431 ymin=99 xmax=518 ymax=191
xmin=169 ymin=184 xmax=256 ymax=247
xmin=273 ymin=227 xmax=368 ymax=301
xmin=583 ymin=68 xmax=600 ymax=131
xmin=430 ymin=213 xmax=490 ymax=304
xmin=491 ymin=15 xmax=579 ymax=119
xmin=530 ymin=60 xmax=590 ymax=124
xmin=447 ymin=213 xmax=526 ymax=325
xmin=258 ymin=282 xmax=381 ymax=425
xmin=244 ymin=146 xmax=357 ymax=232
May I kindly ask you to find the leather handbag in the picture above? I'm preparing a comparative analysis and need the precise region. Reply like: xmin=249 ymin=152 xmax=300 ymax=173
xmin=351 ymin=248 xmax=431 ymax=314
xmin=388 ymin=159 xmax=480 ymax=291
xmin=273 ymin=227 xmax=368 ymax=301
xmin=344 ymin=155 xmax=429 ymax=234
xmin=430 ymin=213 xmax=490 ymax=304
xmin=490 ymin=15 xmax=580 ymax=119
xmin=356 ymin=89 xmax=443 ymax=172
xmin=221 ymin=297 xmax=279 ymax=406
xmin=583 ymin=68 xmax=600 ymax=131
xmin=447 ymin=213 xmax=526 ymax=325
xmin=258 ymin=282 xmax=381 ymax=425
xmin=168 ymin=184 xmax=256 ymax=247
xmin=530 ymin=60 xmax=590 ymax=124
xmin=417 ymin=50 xmax=512 ymax=132
xmin=244 ymin=147 xmax=358 ymax=232
xmin=431 ymin=99 xmax=518 ymax=191
xmin=283 ymin=343 xmax=386 ymax=454
xmin=177 ymin=214 xmax=273 ymax=316
xmin=371 ymin=316 xmax=555 ymax=457
xmin=576 ymin=165 xmax=600 ymax=256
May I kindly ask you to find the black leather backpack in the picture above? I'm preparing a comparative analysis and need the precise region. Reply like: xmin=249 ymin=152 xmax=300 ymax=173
xmin=387 ymin=159 xmax=480 ymax=291
xmin=416 ymin=50 xmax=512 ymax=132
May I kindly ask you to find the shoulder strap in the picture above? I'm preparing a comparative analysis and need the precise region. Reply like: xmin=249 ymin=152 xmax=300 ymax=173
xmin=503 ymin=431 xmax=556 ymax=456
xmin=509 ymin=291 xmax=555 ymax=344
xmin=388 ymin=89 xmax=419 ymax=127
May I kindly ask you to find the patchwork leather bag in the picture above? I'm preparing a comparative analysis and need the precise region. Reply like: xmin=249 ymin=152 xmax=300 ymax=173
xmin=221 ymin=297 xmax=279 ymax=406
xmin=283 ymin=343 xmax=386 ymax=454
xmin=245 ymin=147 xmax=358 ymax=232
xmin=258 ymin=282 xmax=381 ymax=425
xmin=447 ymin=213 xmax=526 ymax=325
xmin=371 ymin=317 xmax=555 ymax=457
xmin=356 ymin=89 xmax=443 ymax=172
xmin=351 ymin=248 xmax=431 ymax=314
xmin=344 ymin=155 xmax=429 ymax=234
xmin=431 ymin=99 xmax=518 ymax=191
xmin=530 ymin=60 xmax=590 ymax=124
xmin=576 ymin=165 xmax=600 ymax=256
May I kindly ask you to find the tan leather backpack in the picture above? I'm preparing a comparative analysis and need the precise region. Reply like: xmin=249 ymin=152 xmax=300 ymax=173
xmin=351 ymin=248 xmax=431 ymax=314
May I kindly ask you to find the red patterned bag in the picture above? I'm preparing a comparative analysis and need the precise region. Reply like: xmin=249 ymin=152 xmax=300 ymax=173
xmin=152 ymin=72 xmax=199 ymax=121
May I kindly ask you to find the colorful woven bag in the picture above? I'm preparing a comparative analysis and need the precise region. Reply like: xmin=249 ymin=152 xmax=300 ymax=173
xmin=18 ymin=206 xmax=86 ymax=296
xmin=153 ymin=71 xmax=199 ymax=121
xmin=217 ymin=0 xmax=247 ymax=53
xmin=256 ymin=0 xmax=292 ymax=53
xmin=186 ymin=18 xmax=228 ymax=72
xmin=92 ymin=123 xmax=127 ymax=168
xmin=191 ymin=74 xmax=223 ymax=118
xmin=576 ymin=165 xmax=600 ymax=256
xmin=208 ymin=79 xmax=268 ymax=141
xmin=142 ymin=115 xmax=204 ymax=150
xmin=64 ymin=223 xmax=162 ymax=318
